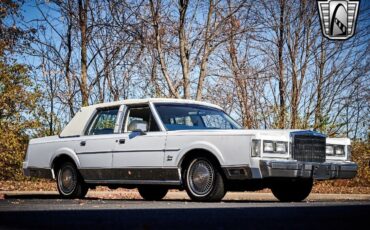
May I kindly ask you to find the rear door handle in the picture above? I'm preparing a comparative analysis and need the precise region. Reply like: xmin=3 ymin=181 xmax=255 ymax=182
xmin=118 ymin=139 xmax=125 ymax=144
xmin=80 ymin=141 xmax=86 ymax=146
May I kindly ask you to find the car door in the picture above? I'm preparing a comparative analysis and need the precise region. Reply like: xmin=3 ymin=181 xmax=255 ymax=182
xmin=75 ymin=107 xmax=120 ymax=179
xmin=112 ymin=104 xmax=169 ymax=181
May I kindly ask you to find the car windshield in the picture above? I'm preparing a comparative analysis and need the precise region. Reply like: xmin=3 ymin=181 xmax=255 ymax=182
xmin=154 ymin=103 xmax=241 ymax=131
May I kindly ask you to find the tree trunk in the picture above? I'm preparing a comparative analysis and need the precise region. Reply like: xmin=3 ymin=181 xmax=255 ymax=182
xmin=178 ymin=0 xmax=190 ymax=99
xmin=149 ymin=0 xmax=179 ymax=98
xmin=195 ymin=0 xmax=213 ymax=101
xmin=78 ymin=0 xmax=89 ymax=106
xmin=228 ymin=16 xmax=252 ymax=128
xmin=314 ymin=39 xmax=325 ymax=131
xmin=65 ymin=0 xmax=74 ymax=116
xmin=277 ymin=0 xmax=286 ymax=128
xmin=151 ymin=51 xmax=161 ymax=97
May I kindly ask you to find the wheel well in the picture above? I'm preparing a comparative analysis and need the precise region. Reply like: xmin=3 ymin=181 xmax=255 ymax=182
xmin=180 ymin=149 xmax=222 ymax=172
xmin=52 ymin=154 xmax=77 ymax=173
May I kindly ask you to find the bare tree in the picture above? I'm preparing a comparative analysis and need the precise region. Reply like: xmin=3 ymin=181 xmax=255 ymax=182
xmin=78 ymin=0 xmax=89 ymax=106
xmin=277 ymin=0 xmax=287 ymax=128
xmin=15 ymin=0 xmax=368 ymax=140
xmin=149 ymin=0 xmax=180 ymax=98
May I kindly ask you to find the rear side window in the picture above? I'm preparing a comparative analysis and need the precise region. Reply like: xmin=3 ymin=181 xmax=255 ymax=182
xmin=87 ymin=108 xmax=119 ymax=135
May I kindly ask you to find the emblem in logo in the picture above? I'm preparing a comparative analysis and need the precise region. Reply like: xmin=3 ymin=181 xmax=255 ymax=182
xmin=317 ymin=0 xmax=360 ymax=40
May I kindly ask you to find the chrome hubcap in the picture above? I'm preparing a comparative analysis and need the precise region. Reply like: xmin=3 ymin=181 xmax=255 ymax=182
xmin=187 ymin=159 xmax=214 ymax=196
xmin=58 ymin=166 xmax=76 ymax=195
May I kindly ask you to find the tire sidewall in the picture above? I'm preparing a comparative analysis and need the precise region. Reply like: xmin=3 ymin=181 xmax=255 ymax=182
xmin=184 ymin=157 xmax=225 ymax=201
xmin=57 ymin=162 xmax=77 ymax=196
xmin=56 ymin=162 xmax=87 ymax=198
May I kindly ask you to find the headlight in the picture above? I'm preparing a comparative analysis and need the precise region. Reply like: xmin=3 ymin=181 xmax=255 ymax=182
xmin=326 ymin=145 xmax=345 ymax=156
xmin=276 ymin=142 xmax=287 ymax=152
xmin=335 ymin=145 xmax=345 ymax=155
xmin=263 ymin=141 xmax=274 ymax=152
xmin=251 ymin=139 xmax=261 ymax=157
xmin=263 ymin=140 xmax=288 ymax=153
xmin=326 ymin=145 xmax=334 ymax=155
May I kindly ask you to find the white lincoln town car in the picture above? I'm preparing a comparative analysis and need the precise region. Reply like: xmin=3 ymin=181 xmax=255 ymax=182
xmin=23 ymin=98 xmax=357 ymax=202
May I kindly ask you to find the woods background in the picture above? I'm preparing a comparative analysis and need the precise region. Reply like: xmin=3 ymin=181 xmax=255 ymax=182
xmin=0 ymin=0 xmax=369 ymax=184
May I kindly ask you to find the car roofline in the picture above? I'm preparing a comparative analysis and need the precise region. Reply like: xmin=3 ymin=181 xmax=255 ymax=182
xmin=80 ymin=98 xmax=222 ymax=110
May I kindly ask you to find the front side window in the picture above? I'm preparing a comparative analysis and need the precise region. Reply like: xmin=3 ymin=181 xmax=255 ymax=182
xmin=124 ymin=106 xmax=159 ymax=132
xmin=87 ymin=107 xmax=119 ymax=135
xmin=154 ymin=103 xmax=241 ymax=131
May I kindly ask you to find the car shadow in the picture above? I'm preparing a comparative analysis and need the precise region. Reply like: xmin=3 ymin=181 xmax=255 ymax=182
xmin=3 ymin=193 xmax=278 ymax=203
xmin=219 ymin=199 xmax=279 ymax=203
xmin=4 ymin=194 xmax=63 ymax=200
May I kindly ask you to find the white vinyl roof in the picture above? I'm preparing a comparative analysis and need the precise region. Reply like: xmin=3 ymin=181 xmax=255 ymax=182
xmin=87 ymin=98 xmax=222 ymax=110
xmin=59 ymin=98 xmax=221 ymax=137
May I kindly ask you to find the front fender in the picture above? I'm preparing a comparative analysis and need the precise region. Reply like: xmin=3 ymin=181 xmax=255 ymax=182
xmin=176 ymin=141 xmax=225 ymax=166
xmin=50 ymin=147 xmax=81 ymax=169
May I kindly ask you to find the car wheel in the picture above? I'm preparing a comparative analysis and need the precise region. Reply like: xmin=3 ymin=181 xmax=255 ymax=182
xmin=184 ymin=157 xmax=225 ymax=202
xmin=56 ymin=161 xmax=88 ymax=199
xmin=138 ymin=186 xmax=168 ymax=201
xmin=271 ymin=178 xmax=313 ymax=202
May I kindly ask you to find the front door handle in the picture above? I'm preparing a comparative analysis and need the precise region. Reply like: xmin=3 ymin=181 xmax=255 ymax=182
xmin=118 ymin=139 xmax=125 ymax=144
xmin=80 ymin=141 xmax=86 ymax=146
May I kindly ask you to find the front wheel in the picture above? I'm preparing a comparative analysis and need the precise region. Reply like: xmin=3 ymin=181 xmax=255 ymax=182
xmin=138 ymin=186 xmax=168 ymax=201
xmin=56 ymin=161 xmax=88 ymax=199
xmin=184 ymin=157 xmax=226 ymax=202
xmin=271 ymin=178 xmax=313 ymax=202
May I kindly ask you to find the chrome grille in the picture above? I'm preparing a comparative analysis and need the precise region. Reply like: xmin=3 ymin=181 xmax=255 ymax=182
xmin=292 ymin=135 xmax=326 ymax=163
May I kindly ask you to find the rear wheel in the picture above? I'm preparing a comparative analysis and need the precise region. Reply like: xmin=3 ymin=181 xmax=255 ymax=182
xmin=138 ymin=186 xmax=168 ymax=201
xmin=271 ymin=178 xmax=313 ymax=202
xmin=56 ymin=161 xmax=88 ymax=199
xmin=184 ymin=157 xmax=225 ymax=202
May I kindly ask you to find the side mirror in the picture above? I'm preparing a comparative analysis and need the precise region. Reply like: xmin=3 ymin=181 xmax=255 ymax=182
xmin=132 ymin=129 xmax=147 ymax=136
xmin=128 ymin=120 xmax=148 ymax=135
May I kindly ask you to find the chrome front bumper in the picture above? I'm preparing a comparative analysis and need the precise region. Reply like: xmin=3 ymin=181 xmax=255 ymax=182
xmin=260 ymin=160 xmax=358 ymax=180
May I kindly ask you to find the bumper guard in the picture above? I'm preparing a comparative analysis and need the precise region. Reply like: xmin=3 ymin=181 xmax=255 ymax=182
xmin=260 ymin=160 xmax=358 ymax=180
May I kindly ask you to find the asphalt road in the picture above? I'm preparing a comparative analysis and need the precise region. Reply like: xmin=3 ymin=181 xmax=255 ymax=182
xmin=0 ymin=193 xmax=369 ymax=230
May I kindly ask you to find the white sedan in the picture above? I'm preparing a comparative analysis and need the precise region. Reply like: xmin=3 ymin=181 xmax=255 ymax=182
xmin=23 ymin=98 xmax=357 ymax=202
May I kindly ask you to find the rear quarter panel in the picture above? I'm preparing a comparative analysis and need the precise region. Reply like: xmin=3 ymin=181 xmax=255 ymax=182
xmin=27 ymin=137 xmax=80 ymax=169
